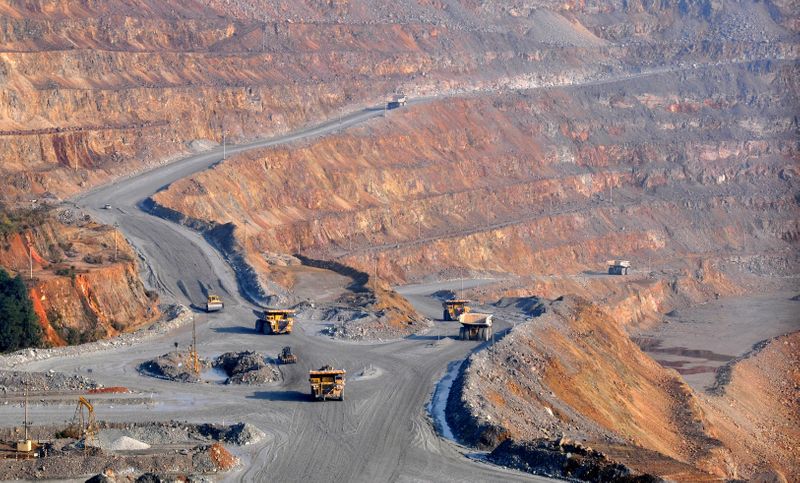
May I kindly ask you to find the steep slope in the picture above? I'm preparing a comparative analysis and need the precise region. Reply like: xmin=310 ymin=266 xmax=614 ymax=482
xmin=446 ymin=296 xmax=794 ymax=480
xmin=0 ymin=0 xmax=617 ymax=201
xmin=0 ymin=205 xmax=159 ymax=347
xmin=154 ymin=58 xmax=798 ymax=303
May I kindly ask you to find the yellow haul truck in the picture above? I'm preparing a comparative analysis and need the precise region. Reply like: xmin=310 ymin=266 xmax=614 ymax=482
xmin=255 ymin=309 xmax=295 ymax=335
xmin=442 ymin=299 xmax=471 ymax=321
xmin=309 ymin=366 xmax=346 ymax=401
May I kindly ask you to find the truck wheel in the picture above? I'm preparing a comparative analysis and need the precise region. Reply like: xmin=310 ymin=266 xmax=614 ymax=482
xmin=458 ymin=327 xmax=465 ymax=340
xmin=623 ymin=267 xmax=629 ymax=275
xmin=485 ymin=327 xmax=492 ymax=341
xmin=264 ymin=324 xmax=272 ymax=335
xmin=255 ymin=320 xmax=264 ymax=333
xmin=443 ymin=309 xmax=451 ymax=321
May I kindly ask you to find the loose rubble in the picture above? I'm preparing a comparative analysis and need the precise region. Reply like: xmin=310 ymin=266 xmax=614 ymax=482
xmin=1 ymin=421 xmax=258 ymax=480
xmin=0 ymin=370 xmax=98 ymax=393
xmin=487 ymin=438 xmax=659 ymax=482
xmin=139 ymin=351 xmax=280 ymax=385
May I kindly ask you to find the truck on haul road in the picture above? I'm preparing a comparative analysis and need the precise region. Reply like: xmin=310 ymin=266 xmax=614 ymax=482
xmin=442 ymin=299 xmax=470 ymax=321
xmin=458 ymin=312 xmax=493 ymax=341
xmin=205 ymin=294 xmax=224 ymax=312
xmin=309 ymin=366 xmax=346 ymax=401
xmin=607 ymin=260 xmax=631 ymax=275
xmin=255 ymin=309 xmax=295 ymax=335
xmin=387 ymin=93 xmax=407 ymax=109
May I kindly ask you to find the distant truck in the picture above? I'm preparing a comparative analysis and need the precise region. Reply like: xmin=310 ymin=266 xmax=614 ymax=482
xmin=255 ymin=309 xmax=295 ymax=335
xmin=442 ymin=299 xmax=470 ymax=321
xmin=205 ymin=294 xmax=224 ymax=312
xmin=607 ymin=260 xmax=631 ymax=275
xmin=309 ymin=366 xmax=346 ymax=401
xmin=458 ymin=312 xmax=493 ymax=341
xmin=387 ymin=93 xmax=407 ymax=109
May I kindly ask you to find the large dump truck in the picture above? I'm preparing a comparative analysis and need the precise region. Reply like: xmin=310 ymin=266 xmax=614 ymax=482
xmin=255 ymin=309 xmax=295 ymax=335
xmin=458 ymin=312 xmax=493 ymax=341
xmin=205 ymin=294 xmax=224 ymax=312
xmin=309 ymin=366 xmax=346 ymax=401
xmin=442 ymin=299 xmax=470 ymax=321
xmin=607 ymin=260 xmax=631 ymax=275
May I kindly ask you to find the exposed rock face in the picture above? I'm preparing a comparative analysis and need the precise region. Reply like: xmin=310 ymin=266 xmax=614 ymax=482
xmin=447 ymin=296 xmax=799 ymax=480
xmin=0 ymin=208 xmax=159 ymax=346
xmin=154 ymin=58 xmax=798 ymax=301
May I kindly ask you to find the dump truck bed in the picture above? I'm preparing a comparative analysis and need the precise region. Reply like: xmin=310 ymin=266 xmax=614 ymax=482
xmin=458 ymin=312 xmax=493 ymax=326
xmin=607 ymin=259 xmax=631 ymax=267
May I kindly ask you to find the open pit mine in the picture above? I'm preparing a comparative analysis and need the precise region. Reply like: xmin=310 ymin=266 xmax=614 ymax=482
xmin=0 ymin=0 xmax=797 ymax=481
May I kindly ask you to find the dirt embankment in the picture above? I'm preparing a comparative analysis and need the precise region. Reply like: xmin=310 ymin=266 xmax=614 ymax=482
xmin=701 ymin=332 xmax=800 ymax=481
xmin=154 ymin=59 xmax=798 ymax=294
xmin=0 ymin=207 xmax=160 ymax=347
xmin=446 ymin=296 xmax=797 ymax=480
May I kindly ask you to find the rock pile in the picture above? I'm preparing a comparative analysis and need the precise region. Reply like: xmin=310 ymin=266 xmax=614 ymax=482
xmin=137 ymin=351 xmax=209 ymax=383
xmin=487 ymin=438 xmax=658 ymax=482
xmin=215 ymin=352 xmax=279 ymax=385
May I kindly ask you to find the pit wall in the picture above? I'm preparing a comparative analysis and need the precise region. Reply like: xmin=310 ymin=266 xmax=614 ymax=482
xmin=0 ymin=214 xmax=159 ymax=347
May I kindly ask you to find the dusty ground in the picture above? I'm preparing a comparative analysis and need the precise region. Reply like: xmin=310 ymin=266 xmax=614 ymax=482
xmin=635 ymin=292 xmax=800 ymax=390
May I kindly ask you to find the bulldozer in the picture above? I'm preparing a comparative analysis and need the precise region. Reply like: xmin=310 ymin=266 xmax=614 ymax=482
xmin=255 ymin=309 xmax=295 ymax=335
xmin=278 ymin=346 xmax=297 ymax=364
xmin=442 ymin=299 xmax=471 ymax=321
xmin=458 ymin=312 xmax=493 ymax=341
xmin=309 ymin=366 xmax=346 ymax=401
xmin=205 ymin=294 xmax=224 ymax=312
xmin=607 ymin=260 xmax=631 ymax=275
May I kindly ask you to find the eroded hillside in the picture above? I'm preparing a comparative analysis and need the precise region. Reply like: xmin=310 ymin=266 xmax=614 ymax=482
xmin=448 ymin=296 xmax=798 ymax=480
xmin=154 ymin=59 xmax=798 ymax=320
xmin=0 ymin=205 xmax=159 ymax=346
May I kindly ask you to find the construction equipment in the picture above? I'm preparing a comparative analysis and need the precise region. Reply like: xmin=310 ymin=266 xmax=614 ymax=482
xmin=442 ymin=299 xmax=471 ymax=321
xmin=458 ymin=312 xmax=493 ymax=341
xmin=205 ymin=294 xmax=224 ymax=312
xmin=70 ymin=396 xmax=97 ymax=450
xmin=387 ymin=93 xmax=407 ymax=109
xmin=255 ymin=309 xmax=295 ymax=335
xmin=309 ymin=366 xmax=346 ymax=401
xmin=278 ymin=346 xmax=297 ymax=364
xmin=607 ymin=260 xmax=631 ymax=275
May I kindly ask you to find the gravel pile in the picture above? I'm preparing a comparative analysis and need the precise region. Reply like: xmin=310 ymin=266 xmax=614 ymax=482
xmin=0 ymin=370 xmax=98 ymax=393
xmin=138 ymin=351 xmax=210 ymax=383
xmin=487 ymin=438 xmax=658 ymax=482
xmin=195 ymin=422 xmax=265 ymax=446
xmin=214 ymin=352 xmax=280 ymax=385
xmin=108 ymin=436 xmax=151 ymax=451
